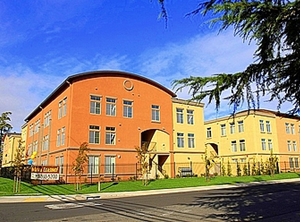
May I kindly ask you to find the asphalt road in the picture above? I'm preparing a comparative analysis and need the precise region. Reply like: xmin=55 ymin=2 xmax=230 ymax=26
xmin=0 ymin=181 xmax=299 ymax=222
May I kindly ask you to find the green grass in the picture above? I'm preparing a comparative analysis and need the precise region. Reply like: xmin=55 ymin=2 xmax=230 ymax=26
xmin=0 ymin=172 xmax=299 ymax=196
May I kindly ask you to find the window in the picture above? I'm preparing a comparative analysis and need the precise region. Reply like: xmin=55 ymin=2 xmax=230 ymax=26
xmin=90 ymin=95 xmax=101 ymax=114
xmin=177 ymin=133 xmax=184 ymax=148
xmin=239 ymin=139 xmax=246 ymax=151
xmin=61 ymin=127 xmax=65 ymax=145
xmin=176 ymin=108 xmax=184 ymax=124
xmin=105 ymin=127 xmax=116 ymax=145
xmin=58 ymin=97 xmax=67 ymax=119
xmin=287 ymin=141 xmax=292 ymax=151
xmin=292 ymin=141 xmax=297 ymax=151
xmin=151 ymin=105 xmax=160 ymax=121
xmin=56 ymin=129 xmax=61 ymax=147
xmin=33 ymin=141 xmax=38 ymax=152
xmin=29 ymin=124 xmax=34 ymax=137
xmin=289 ymin=157 xmax=294 ymax=168
xmin=123 ymin=100 xmax=133 ymax=118
xmin=294 ymin=158 xmax=299 ymax=168
xmin=34 ymin=119 xmax=40 ymax=134
xmin=285 ymin=123 xmax=290 ymax=133
xmin=221 ymin=124 xmax=226 ymax=136
xmin=261 ymin=139 xmax=266 ymax=151
xmin=268 ymin=139 xmax=273 ymax=150
xmin=62 ymin=98 xmax=67 ymax=116
xmin=266 ymin=121 xmax=271 ymax=133
xmin=259 ymin=120 xmax=265 ymax=132
xmin=88 ymin=156 xmax=99 ymax=175
xmin=89 ymin=125 xmax=100 ymax=144
xmin=230 ymin=123 xmax=235 ymax=134
xmin=188 ymin=133 xmax=195 ymax=148
xmin=106 ymin=98 xmax=116 ymax=116
xmin=55 ymin=156 xmax=64 ymax=174
xmin=206 ymin=127 xmax=212 ymax=138
xmin=231 ymin=141 xmax=237 ymax=152
xmin=42 ymin=135 xmax=49 ymax=151
xmin=44 ymin=111 xmax=51 ymax=127
xmin=41 ymin=160 xmax=48 ymax=166
xmin=187 ymin=110 xmax=194 ymax=125
xmin=291 ymin=124 xmax=295 ymax=134
xmin=105 ymin=156 xmax=116 ymax=174
xmin=238 ymin=121 xmax=244 ymax=133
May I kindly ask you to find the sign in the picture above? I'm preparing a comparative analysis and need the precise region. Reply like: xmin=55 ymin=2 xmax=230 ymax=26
xmin=31 ymin=166 xmax=60 ymax=181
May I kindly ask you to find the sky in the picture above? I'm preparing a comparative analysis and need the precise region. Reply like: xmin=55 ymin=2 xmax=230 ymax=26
xmin=0 ymin=0 xmax=293 ymax=131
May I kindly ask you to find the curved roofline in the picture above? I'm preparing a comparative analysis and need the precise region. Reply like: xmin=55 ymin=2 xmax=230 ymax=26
xmin=25 ymin=70 xmax=177 ymax=121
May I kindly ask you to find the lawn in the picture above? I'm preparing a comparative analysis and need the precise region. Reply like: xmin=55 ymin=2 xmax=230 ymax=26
xmin=0 ymin=172 xmax=299 ymax=196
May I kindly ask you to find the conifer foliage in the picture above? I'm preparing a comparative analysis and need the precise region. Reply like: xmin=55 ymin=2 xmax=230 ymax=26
xmin=170 ymin=0 xmax=299 ymax=114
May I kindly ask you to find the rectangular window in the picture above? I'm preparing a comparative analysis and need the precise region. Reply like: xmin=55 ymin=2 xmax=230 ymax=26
xmin=188 ymin=133 xmax=195 ymax=148
xmin=177 ymin=132 xmax=184 ymax=148
xmin=294 ymin=158 xmax=299 ymax=168
xmin=187 ymin=110 xmax=194 ymax=125
xmin=106 ymin=98 xmax=116 ymax=116
xmin=292 ymin=141 xmax=297 ymax=151
xmin=44 ymin=111 xmax=51 ymax=127
xmin=261 ymin=139 xmax=266 ymax=151
xmin=291 ymin=124 xmax=295 ymax=134
xmin=89 ymin=125 xmax=100 ymax=144
xmin=55 ymin=156 xmax=64 ymax=174
xmin=285 ymin=123 xmax=290 ymax=134
xmin=231 ymin=141 xmax=237 ymax=152
xmin=29 ymin=124 xmax=34 ymax=137
xmin=105 ymin=156 xmax=116 ymax=174
xmin=289 ymin=157 xmax=294 ymax=168
xmin=62 ymin=98 xmax=67 ymax=116
xmin=239 ymin=139 xmax=246 ymax=151
xmin=61 ymin=127 xmax=65 ymax=145
xmin=221 ymin=124 xmax=226 ymax=136
xmin=259 ymin=120 xmax=265 ymax=132
xmin=58 ymin=101 xmax=62 ymax=119
xmin=33 ymin=141 xmax=38 ymax=152
xmin=268 ymin=139 xmax=273 ymax=150
xmin=88 ymin=156 xmax=99 ymax=175
xmin=105 ymin=127 xmax=116 ymax=145
xmin=238 ymin=121 xmax=244 ymax=133
xmin=266 ymin=121 xmax=271 ymax=133
xmin=230 ymin=123 xmax=235 ymax=134
xmin=176 ymin=108 xmax=184 ymax=124
xmin=123 ymin=100 xmax=133 ymax=118
xmin=206 ymin=127 xmax=212 ymax=138
xmin=56 ymin=129 xmax=61 ymax=147
xmin=42 ymin=135 xmax=49 ymax=151
xmin=151 ymin=105 xmax=160 ymax=122
xmin=287 ymin=141 xmax=292 ymax=151
xmin=34 ymin=119 xmax=40 ymax=134
xmin=41 ymin=159 xmax=47 ymax=166
xmin=90 ymin=95 xmax=101 ymax=114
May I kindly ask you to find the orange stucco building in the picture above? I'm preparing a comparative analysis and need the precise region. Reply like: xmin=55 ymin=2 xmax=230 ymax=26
xmin=24 ymin=71 xmax=178 ymax=182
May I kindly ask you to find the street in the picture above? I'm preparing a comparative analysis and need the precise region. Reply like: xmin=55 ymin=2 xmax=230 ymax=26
xmin=0 ymin=181 xmax=299 ymax=222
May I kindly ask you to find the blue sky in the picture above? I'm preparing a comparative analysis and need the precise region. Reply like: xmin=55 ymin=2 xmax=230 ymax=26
xmin=0 ymin=0 xmax=291 ymax=131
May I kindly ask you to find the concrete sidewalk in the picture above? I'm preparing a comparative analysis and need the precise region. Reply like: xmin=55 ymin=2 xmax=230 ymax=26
xmin=0 ymin=178 xmax=299 ymax=203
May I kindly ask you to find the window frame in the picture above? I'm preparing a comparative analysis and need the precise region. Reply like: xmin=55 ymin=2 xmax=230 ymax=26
xmin=89 ymin=125 xmax=100 ymax=144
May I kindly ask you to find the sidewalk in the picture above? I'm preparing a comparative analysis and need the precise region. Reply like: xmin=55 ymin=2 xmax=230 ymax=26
xmin=0 ymin=178 xmax=299 ymax=203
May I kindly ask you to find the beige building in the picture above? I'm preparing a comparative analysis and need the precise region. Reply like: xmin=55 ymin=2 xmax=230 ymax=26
xmin=2 ymin=132 xmax=22 ymax=167
xmin=204 ymin=109 xmax=300 ymax=173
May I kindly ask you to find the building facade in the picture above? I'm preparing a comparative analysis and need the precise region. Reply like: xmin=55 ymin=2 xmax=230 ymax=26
xmin=204 ymin=109 xmax=300 ymax=173
xmin=23 ymin=70 xmax=191 ymax=182
xmin=1 ymin=132 xmax=22 ymax=167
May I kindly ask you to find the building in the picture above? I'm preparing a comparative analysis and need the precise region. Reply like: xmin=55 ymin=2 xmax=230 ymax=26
xmin=1 ymin=132 xmax=22 ymax=167
xmin=204 ymin=109 xmax=300 ymax=173
xmin=23 ymin=70 xmax=207 ymax=182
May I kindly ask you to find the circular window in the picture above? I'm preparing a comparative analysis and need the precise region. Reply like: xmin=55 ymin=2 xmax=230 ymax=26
xmin=123 ymin=79 xmax=134 ymax=91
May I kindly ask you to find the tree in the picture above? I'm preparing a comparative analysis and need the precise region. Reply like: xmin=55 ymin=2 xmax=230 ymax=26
xmin=72 ymin=142 xmax=89 ymax=190
xmin=0 ymin=112 xmax=13 ymax=167
xmin=135 ymin=144 xmax=150 ymax=186
xmin=170 ymin=0 xmax=299 ymax=115
xmin=12 ymin=140 xmax=25 ymax=193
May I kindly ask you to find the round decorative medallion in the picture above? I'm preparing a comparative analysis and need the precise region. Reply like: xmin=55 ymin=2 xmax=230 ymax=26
xmin=123 ymin=79 xmax=134 ymax=91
